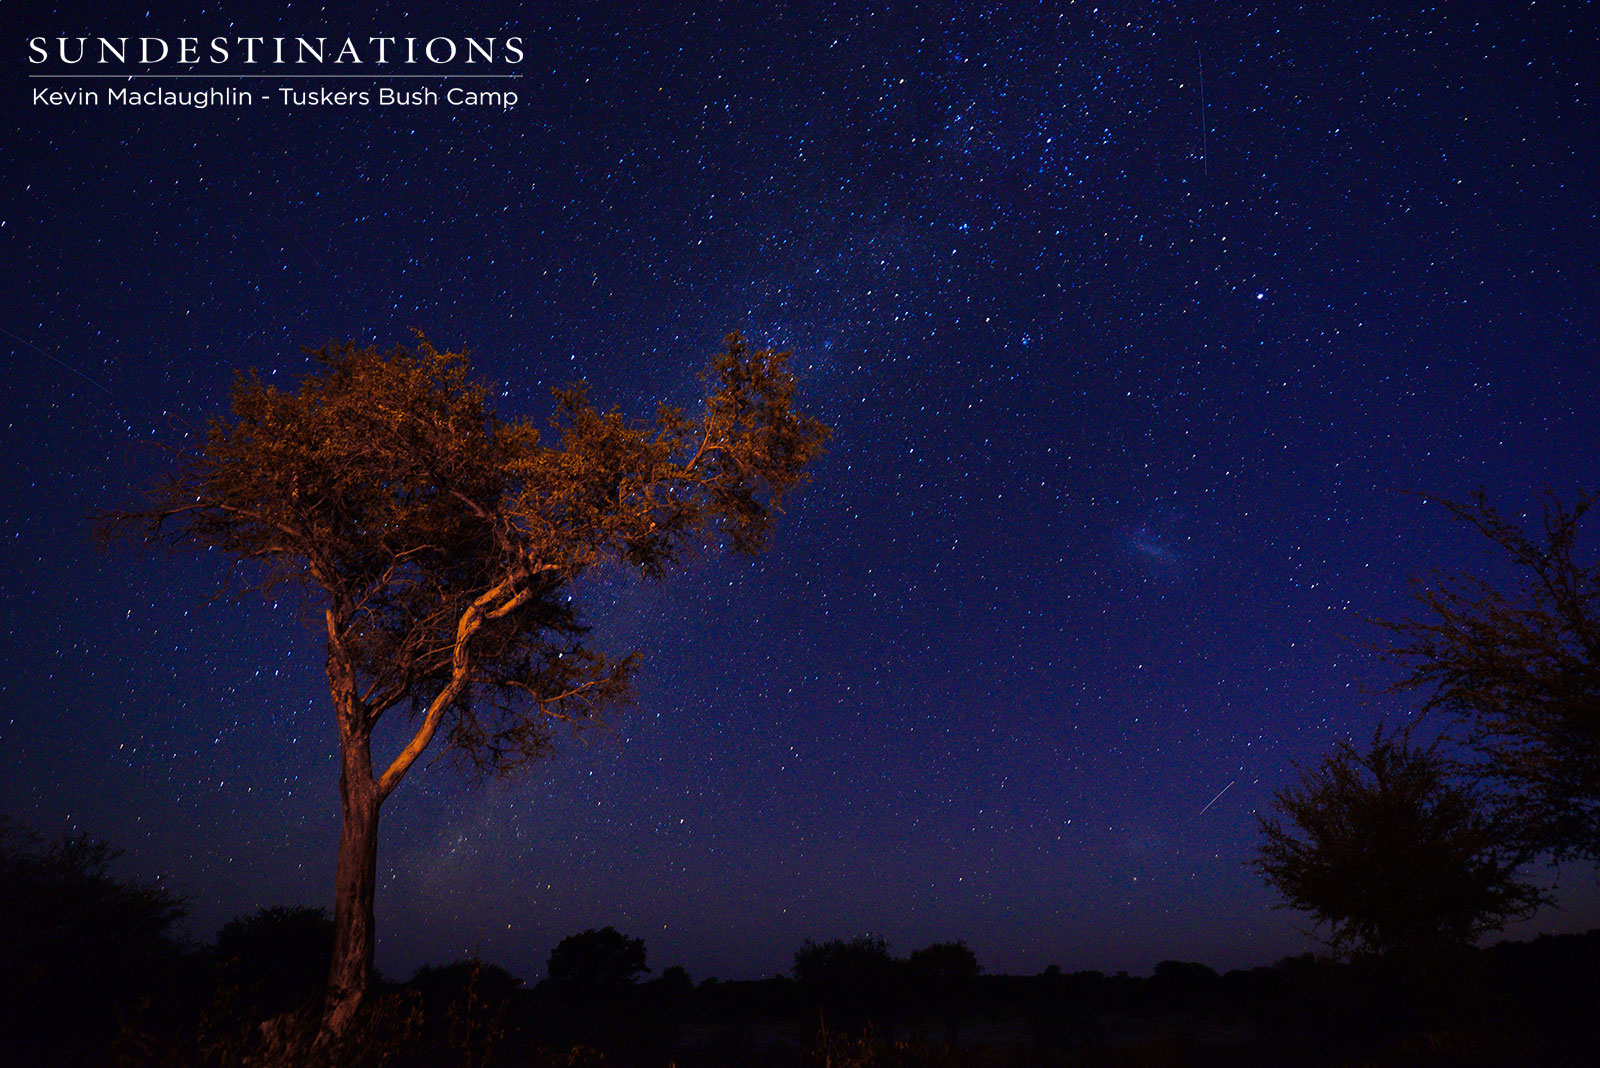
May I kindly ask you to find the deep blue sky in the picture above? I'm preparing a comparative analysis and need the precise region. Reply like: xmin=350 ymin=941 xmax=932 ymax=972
xmin=3 ymin=0 xmax=1597 ymax=985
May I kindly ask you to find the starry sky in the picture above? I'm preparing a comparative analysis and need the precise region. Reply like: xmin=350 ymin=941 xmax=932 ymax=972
xmin=3 ymin=0 xmax=1598 ymax=985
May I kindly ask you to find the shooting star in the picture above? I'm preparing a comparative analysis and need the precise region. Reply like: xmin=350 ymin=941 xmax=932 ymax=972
xmin=1 ymin=325 xmax=116 ymax=398
xmin=1197 ymin=779 xmax=1235 ymax=818
xmin=1 ymin=325 xmax=133 ymax=432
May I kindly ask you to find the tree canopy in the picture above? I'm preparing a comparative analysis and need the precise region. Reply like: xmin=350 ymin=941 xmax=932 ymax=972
xmin=106 ymin=332 xmax=829 ymax=1041
xmin=1255 ymin=728 xmax=1544 ymax=961
xmin=117 ymin=334 xmax=828 ymax=788
xmin=545 ymin=926 xmax=651 ymax=997
xmin=214 ymin=905 xmax=335 ymax=1017
xmin=792 ymin=935 xmax=901 ymax=1033
xmin=1382 ymin=490 xmax=1600 ymax=862
xmin=0 ymin=817 xmax=190 ymax=1066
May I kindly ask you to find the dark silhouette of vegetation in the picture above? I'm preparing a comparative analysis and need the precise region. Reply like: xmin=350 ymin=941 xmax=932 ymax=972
xmin=4 ymin=813 xmax=1594 ymax=1068
xmin=0 ymin=816 xmax=190 ymax=1068
xmin=1149 ymin=960 xmax=1221 ymax=1016
xmin=408 ymin=958 xmax=529 ymax=1066
xmin=793 ymin=935 xmax=904 ymax=1037
xmin=213 ymin=904 xmax=335 ymax=1018
xmin=119 ymin=930 xmax=1600 ymax=1067
xmin=904 ymin=941 xmax=981 ymax=1043
xmin=1255 ymin=727 xmax=1544 ymax=963
xmin=102 ymin=333 xmax=829 ymax=1044
xmin=540 ymin=926 xmax=674 ymax=1059
xmin=546 ymin=925 xmax=651 ymax=997
xmin=1383 ymin=490 xmax=1600 ymax=863
xmin=650 ymin=963 xmax=696 ymax=1015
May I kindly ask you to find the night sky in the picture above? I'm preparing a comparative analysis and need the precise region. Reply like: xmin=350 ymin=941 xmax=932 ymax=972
xmin=4 ymin=0 xmax=1598 ymax=986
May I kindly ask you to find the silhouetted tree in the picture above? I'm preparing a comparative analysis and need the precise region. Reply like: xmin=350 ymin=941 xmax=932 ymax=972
xmin=1256 ymin=727 xmax=1544 ymax=962
xmin=411 ymin=959 xmax=525 ymax=1006
xmin=645 ymin=963 xmax=695 ymax=1019
xmin=904 ymin=940 xmax=980 ymax=1043
xmin=653 ymin=963 xmax=694 ymax=994
xmin=0 ymin=817 xmax=189 ymax=1067
xmin=1383 ymin=490 xmax=1600 ymax=862
xmin=103 ymin=333 xmax=828 ymax=1045
xmin=545 ymin=926 xmax=651 ymax=998
xmin=214 ymin=904 xmax=334 ymax=1017
xmin=792 ymin=935 xmax=902 ymax=1036
xmin=543 ymin=927 xmax=674 ymax=1056
xmin=409 ymin=958 xmax=526 ymax=1064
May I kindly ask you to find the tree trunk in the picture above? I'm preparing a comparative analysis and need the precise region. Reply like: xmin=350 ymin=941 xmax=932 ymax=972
xmin=320 ymin=734 xmax=381 ymax=1044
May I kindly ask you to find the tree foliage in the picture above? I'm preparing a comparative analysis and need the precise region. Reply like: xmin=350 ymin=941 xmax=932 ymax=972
xmin=792 ymin=935 xmax=901 ymax=1033
xmin=792 ymin=934 xmax=896 ymax=989
xmin=114 ymin=333 xmax=828 ymax=786
xmin=545 ymin=926 xmax=651 ymax=997
xmin=1255 ymin=728 xmax=1544 ymax=961
xmin=214 ymin=905 xmax=334 ymax=1016
xmin=905 ymin=941 xmax=981 ymax=1043
xmin=1382 ymin=490 xmax=1600 ymax=862
xmin=904 ymin=940 xmax=980 ymax=991
xmin=0 ymin=817 xmax=190 ymax=1066
xmin=104 ymin=332 xmax=829 ymax=1039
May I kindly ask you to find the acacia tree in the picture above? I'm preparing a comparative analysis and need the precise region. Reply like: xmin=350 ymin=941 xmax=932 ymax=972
xmin=1383 ymin=491 xmax=1600 ymax=862
xmin=106 ymin=333 xmax=828 ymax=1043
xmin=1255 ymin=727 xmax=1543 ymax=962
xmin=545 ymin=926 xmax=650 ymax=998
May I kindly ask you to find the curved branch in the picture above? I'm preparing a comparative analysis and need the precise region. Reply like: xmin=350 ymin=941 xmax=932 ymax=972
xmin=375 ymin=575 xmax=534 ymax=800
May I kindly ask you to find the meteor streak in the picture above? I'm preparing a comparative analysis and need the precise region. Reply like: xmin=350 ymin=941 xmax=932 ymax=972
xmin=1198 ymin=779 xmax=1235 ymax=817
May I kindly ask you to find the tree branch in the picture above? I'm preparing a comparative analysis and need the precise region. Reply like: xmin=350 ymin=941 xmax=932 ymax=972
xmin=375 ymin=575 xmax=520 ymax=800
